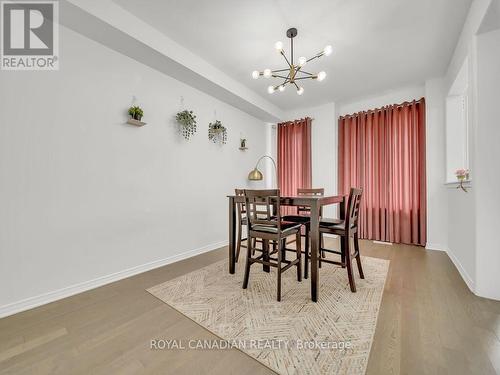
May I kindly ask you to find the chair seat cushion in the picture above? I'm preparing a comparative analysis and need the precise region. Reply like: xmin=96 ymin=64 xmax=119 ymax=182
xmin=319 ymin=218 xmax=356 ymax=232
xmin=282 ymin=215 xmax=311 ymax=224
xmin=251 ymin=221 xmax=301 ymax=234
xmin=320 ymin=218 xmax=344 ymax=226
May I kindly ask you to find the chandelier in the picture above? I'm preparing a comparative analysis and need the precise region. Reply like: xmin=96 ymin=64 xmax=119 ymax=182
xmin=252 ymin=28 xmax=332 ymax=95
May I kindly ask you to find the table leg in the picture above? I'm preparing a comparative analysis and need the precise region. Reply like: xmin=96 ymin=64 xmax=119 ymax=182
xmin=310 ymin=201 xmax=320 ymax=302
xmin=263 ymin=239 xmax=270 ymax=273
xmin=228 ymin=197 xmax=236 ymax=274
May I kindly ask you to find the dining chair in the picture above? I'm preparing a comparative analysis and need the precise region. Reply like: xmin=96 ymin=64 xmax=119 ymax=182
xmin=242 ymin=189 xmax=302 ymax=301
xmin=315 ymin=188 xmax=365 ymax=292
xmin=282 ymin=188 xmax=325 ymax=279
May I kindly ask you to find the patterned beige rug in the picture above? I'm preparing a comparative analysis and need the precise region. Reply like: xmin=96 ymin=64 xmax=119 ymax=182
xmin=148 ymin=255 xmax=389 ymax=375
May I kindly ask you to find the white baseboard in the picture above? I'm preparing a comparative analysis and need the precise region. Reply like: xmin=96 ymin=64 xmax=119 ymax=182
xmin=425 ymin=243 xmax=447 ymax=252
xmin=425 ymin=244 xmax=475 ymax=292
xmin=446 ymin=248 xmax=475 ymax=293
xmin=0 ymin=240 xmax=227 ymax=319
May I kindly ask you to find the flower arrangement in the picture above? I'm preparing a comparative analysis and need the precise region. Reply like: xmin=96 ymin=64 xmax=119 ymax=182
xmin=176 ymin=110 xmax=197 ymax=140
xmin=208 ymin=120 xmax=227 ymax=144
xmin=455 ymin=168 xmax=469 ymax=192
xmin=128 ymin=106 xmax=144 ymax=121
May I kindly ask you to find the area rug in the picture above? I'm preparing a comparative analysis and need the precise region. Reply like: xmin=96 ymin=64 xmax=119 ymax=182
xmin=147 ymin=255 xmax=389 ymax=375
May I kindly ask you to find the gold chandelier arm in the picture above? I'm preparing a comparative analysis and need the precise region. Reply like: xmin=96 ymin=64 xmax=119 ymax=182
xmin=271 ymin=68 xmax=290 ymax=73
xmin=294 ymin=76 xmax=316 ymax=80
xmin=272 ymin=74 xmax=289 ymax=79
xmin=297 ymin=70 xmax=313 ymax=76
xmin=306 ymin=52 xmax=324 ymax=64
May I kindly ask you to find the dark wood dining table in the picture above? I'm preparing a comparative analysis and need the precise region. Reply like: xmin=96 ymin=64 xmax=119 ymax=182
xmin=227 ymin=194 xmax=345 ymax=302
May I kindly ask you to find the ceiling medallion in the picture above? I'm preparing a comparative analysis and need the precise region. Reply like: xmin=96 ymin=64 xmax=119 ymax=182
xmin=252 ymin=27 xmax=332 ymax=95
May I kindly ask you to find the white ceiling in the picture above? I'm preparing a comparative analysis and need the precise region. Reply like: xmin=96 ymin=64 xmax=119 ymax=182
xmin=114 ymin=0 xmax=472 ymax=111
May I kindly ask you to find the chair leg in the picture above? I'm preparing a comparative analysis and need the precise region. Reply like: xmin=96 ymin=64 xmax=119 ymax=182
xmin=296 ymin=232 xmax=302 ymax=282
xmin=319 ymin=241 xmax=322 ymax=268
xmin=304 ymin=226 xmax=309 ymax=279
xmin=236 ymin=223 xmax=242 ymax=263
xmin=340 ymin=234 xmax=346 ymax=268
xmin=354 ymin=233 xmax=365 ymax=279
xmin=242 ymin=235 xmax=252 ymax=289
xmin=263 ymin=239 xmax=270 ymax=273
xmin=277 ymin=239 xmax=282 ymax=302
xmin=321 ymin=232 xmax=325 ymax=258
xmin=344 ymin=235 xmax=356 ymax=292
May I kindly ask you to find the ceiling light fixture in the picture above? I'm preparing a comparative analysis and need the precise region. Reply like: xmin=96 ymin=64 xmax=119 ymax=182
xmin=252 ymin=28 xmax=331 ymax=95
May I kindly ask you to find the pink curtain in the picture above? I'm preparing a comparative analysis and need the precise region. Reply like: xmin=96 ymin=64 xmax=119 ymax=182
xmin=278 ymin=118 xmax=312 ymax=213
xmin=338 ymin=99 xmax=426 ymax=246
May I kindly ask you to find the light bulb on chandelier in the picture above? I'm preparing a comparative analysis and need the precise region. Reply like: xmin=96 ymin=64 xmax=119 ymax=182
xmin=317 ymin=71 xmax=327 ymax=81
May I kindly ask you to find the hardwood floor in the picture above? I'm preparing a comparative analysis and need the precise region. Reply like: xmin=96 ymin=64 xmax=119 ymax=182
xmin=1 ymin=239 xmax=499 ymax=374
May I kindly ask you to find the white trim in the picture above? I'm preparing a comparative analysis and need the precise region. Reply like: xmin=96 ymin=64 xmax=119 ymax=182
xmin=446 ymin=248 xmax=475 ymax=292
xmin=425 ymin=243 xmax=447 ymax=252
xmin=0 ymin=240 xmax=227 ymax=319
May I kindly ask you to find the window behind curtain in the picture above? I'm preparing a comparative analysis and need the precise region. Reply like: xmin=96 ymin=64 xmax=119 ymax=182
xmin=277 ymin=118 xmax=312 ymax=213
xmin=338 ymin=99 xmax=427 ymax=246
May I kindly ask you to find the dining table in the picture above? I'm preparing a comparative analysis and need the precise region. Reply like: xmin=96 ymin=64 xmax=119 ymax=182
xmin=227 ymin=194 xmax=345 ymax=302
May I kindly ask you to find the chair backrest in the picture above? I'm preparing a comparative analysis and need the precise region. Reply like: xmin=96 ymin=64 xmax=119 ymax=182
xmin=297 ymin=188 xmax=324 ymax=216
xmin=235 ymin=188 xmax=246 ymax=222
xmin=244 ymin=189 xmax=281 ymax=231
xmin=345 ymin=188 xmax=363 ymax=230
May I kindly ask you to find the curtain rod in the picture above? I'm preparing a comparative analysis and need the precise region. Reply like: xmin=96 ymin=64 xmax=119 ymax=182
xmin=277 ymin=117 xmax=314 ymax=126
xmin=339 ymin=97 xmax=425 ymax=120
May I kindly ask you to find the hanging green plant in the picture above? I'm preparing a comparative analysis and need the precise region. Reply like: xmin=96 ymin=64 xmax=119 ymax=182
xmin=208 ymin=120 xmax=227 ymax=144
xmin=176 ymin=109 xmax=197 ymax=140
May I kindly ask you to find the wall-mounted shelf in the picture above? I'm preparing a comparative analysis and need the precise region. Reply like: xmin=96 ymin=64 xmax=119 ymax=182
xmin=127 ymin=119 xmax=147 ymax=126
xmin=239 ymin=147 xmax=248 ymax=151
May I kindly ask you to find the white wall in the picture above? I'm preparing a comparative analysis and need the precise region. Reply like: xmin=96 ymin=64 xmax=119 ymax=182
xmin=0 ymin=26 xmax=267 ymax=316
xmin=475 ymin=28 xmax=500 ymax=300
xmin=424 ymin=79 xmax=450 ymax=252
xmin=442 ymin=0 xmax=500 ymax=300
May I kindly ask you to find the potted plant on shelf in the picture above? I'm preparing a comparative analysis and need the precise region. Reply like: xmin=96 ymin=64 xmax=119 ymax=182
xmin=176 ymin=110 xmax=197 ymax=140
xmin=455 ymin=168 xmax=469 ymax=192
xmin=239 ymin=138 xmax=247 ymax=150
xmin=126 ymin=106 xmax=146 ymax=126
xmin=208 ymin=120 xmax=227 ymax=144
xmin=128 ymin=106 xmax=144 ymax=121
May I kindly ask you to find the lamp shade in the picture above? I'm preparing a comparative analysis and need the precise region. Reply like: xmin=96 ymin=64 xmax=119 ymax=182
xmin=248 ymin=168 xmax=263 ymax=181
